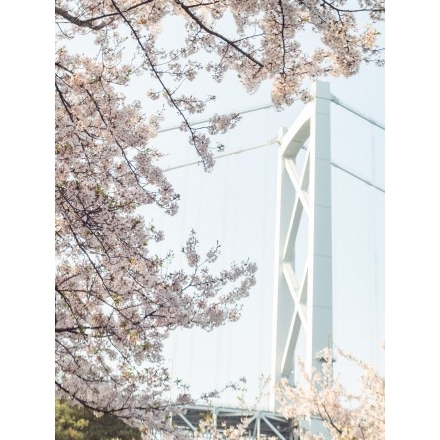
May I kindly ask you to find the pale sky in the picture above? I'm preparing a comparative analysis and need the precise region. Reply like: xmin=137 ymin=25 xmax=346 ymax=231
xmin=48 ymin=9 xmax=386 ymax=420
xmin=3 ymin=4 xmax=438 ymax=439
xmin=142 ymin=60 xmax=386 ymax=408
xmin=52 ymin=7 xmax=386 ymax=413
xmin=101 ymin=12 xmax=389 ymax=411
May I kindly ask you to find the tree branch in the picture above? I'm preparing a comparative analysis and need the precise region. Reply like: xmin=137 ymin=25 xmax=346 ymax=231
xmin=174 ymin=0 xmax=264 ymax=68
xmin=55 ymin=6 xmax=110 ymax=30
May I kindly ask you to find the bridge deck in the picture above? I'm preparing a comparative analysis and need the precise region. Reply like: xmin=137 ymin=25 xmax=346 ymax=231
xmin=172 ymin=405 xmax=295 ymax=439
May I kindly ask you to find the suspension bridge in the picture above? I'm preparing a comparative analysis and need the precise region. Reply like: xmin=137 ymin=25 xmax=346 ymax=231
xmin=148 ymin=80 xmax=384 ymax=439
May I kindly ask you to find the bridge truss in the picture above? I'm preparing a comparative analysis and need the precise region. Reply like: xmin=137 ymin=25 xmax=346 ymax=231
xmin=146 ymin=405 xmax=296 ymax=439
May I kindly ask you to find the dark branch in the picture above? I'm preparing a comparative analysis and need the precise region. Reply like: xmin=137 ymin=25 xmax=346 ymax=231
xmin=55 ymin=6 xmax=111 ymax=30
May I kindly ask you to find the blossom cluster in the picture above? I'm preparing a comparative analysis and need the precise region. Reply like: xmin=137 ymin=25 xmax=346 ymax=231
xmin=55 ymin=0 xmax=383 ymax=433
xmin=276 ymin=347 xmax=385 ymax=440
xmin=56 ymin=0 xmax=383 ymax=170
xmin=55 ymin=41 xmax=257 ymax=434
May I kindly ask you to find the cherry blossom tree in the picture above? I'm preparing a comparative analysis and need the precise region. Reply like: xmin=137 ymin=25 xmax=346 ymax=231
xmin=195 ymin=414 xmax=250 ymax=440
xmin=149 ymin=347 xmax=385 ymax=440
xmin=56 ymin=0 xmax=384 ymax=171
xmin=55 ymin=0 xmax=384 ymax=434
xmin=276 ymin=347 xmax=385 ymax=440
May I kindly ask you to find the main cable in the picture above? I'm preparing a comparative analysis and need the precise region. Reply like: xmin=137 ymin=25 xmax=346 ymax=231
xmin=163 ymin=139 xmax=385 ymax=193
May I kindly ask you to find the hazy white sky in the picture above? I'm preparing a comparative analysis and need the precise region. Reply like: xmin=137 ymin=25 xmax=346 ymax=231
xmin=100 ymin=13 xmax=387 ymax=411
xmin=142 ymin=60 xmax=386 ymax=408
xmin=4 ymin=4 xmax=440 ymax=439
xmin=52 ymin=8 xmax=387 ymax=414
xmin=50 ymin=8 xmax=386 ymax=417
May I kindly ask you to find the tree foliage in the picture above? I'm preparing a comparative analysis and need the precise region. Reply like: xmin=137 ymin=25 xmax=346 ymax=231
xmin=55 ymin=0 xmax=384 ymax=434
xmin=56 ymin=399 xmax=142 ymax=440
xmin=55 ymin=399 xmax=89 ymax=440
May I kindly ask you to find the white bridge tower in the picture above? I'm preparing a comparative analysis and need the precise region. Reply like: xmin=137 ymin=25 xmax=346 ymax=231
xmin=159 ymin=80 xmax=384 ymax=439
xmin=272 ymin=81 xmax=333 ymax=394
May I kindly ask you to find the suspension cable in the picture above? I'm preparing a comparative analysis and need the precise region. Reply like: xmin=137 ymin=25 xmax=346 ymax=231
xmin=329 ymin=94 xmax=385 ymax=130
xmin=163 ymin=139 xmax=278 ymax=171
xmin=331 ymin=161 xmax=384 ymax=193
xmin=163 ymin=140 xmax=385 ymax=193
xmin=158 ymin=94 xmax=385 ymax=191
xmin=157 ymin=94 xmax=384 ymax=134
xmin=157 ymin=103 xmax=274 ymax=133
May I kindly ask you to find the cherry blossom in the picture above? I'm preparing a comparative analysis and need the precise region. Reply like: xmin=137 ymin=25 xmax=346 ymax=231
xmin=56 ymin=0 xmax=384 ymax=170
xmin=276 ymin=347 xmax=385 ymax=440
xmin=55 ymin=0 xmax=384 ymax=433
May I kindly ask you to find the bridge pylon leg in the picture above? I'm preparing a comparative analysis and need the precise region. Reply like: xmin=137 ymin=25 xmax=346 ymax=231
xmin=271 ymin=81 xmax=333 ymax=410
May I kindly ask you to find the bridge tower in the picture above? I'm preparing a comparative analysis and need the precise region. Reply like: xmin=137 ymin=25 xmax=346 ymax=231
xmin=271 ymin=81 xmax=333 ymax=398
xmin=160 ymin=79 xmax=384 ymax=439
